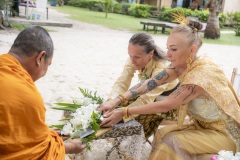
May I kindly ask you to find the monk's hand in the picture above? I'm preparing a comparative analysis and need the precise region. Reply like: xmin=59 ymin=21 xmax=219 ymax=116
xmin=53 ymin=129 xmax=70 ymax=141
xmin=100 ymin=108 xmax=124 ymax=127
xmin=64 ymin=139 xmax=86 ymax=154
xmin=98 ymin=98 xmax=120 ymax=114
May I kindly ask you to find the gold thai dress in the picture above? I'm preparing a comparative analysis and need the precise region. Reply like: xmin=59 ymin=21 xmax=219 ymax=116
xmin=149 ymin=55 xmax=240 ymax=160
xmin=108 ymin=58 xmax=179 ymax=139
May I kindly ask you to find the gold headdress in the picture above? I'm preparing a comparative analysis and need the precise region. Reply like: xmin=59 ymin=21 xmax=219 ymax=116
xmin=171 ymin=12 xmax=188 ymax=25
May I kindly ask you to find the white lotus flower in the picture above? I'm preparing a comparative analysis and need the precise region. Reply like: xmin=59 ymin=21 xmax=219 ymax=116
xmin=61 ymin=123 xmax=74 ymax=135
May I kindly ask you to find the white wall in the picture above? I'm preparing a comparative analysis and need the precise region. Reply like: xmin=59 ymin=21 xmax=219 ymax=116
xmin=223 ymin=0 xmax=240 ymax=13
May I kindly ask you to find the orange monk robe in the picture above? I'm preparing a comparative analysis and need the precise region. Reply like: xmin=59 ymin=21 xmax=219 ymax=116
xmin=0 ymin=54 xmax=65 ymax=159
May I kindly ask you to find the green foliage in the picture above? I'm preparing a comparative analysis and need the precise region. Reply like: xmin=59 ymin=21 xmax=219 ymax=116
xmin=51 ymin=87 xmax=104 ymax=112
xmin=87 ymin=0 xmax=105 ymax=11
xmin=196 ymin=10 xmax=209 ymax=22
xmin=0 ymin=0 xmax=4 ymax=10
xmin=128 ymin=3 xmax=156 ymax=18
xmin=104 ymin=0 xmax=112 ymax=11
xmin=52 ymin=102 xmax=81 ymax=112
xmin=233 ymin=12 xmax=240 ymax=23
xmin=63 ymin=0 xmax=70 ymax=5
xmin=112 ymin=0 xmax=121 ymax=13
xmin=91 ymin=112 xmax=102 ymax=131
xmin=50 ymin=87 xmax=104 ymax=149
xmin=10 ymin=22 xmax=29 ymax=31
xmin=68 ymin=0 xmax=89 ymax=8
xmin=82 ymin=134 xmax=96 ymax=150
xmin=233 ymin=12 xmax=240 ymax=36
xmin=225 ymin=12 xmax=235 ymax=26
xmin=219 ymin=13 xmax=228 ymax=27
xmin=49 ymin=124 xmax=65 ymax=130
xmin=79 ymin=87 xmax=104 ymax=104
xmin=233 ymin=21 xmax=240 ymax=36
xmin=120 ymin=2 xmax=131 ymax=14
xmin=55 ymin=6 xmax=240 ymax=46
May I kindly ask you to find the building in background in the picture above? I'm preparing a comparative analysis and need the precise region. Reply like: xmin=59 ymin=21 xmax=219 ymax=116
xmin=138 ymin=0 xmax=240 ymax=13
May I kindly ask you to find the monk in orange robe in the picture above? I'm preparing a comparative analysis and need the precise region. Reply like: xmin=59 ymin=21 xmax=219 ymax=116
xmin=0 ymin=26 xmax=85 ymax=159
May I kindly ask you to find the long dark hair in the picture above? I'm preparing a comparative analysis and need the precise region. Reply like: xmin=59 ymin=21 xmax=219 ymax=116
xmin=129 ymin=32 xmax=166 ymax=60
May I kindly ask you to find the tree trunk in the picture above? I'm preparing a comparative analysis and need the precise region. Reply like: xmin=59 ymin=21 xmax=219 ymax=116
xmin=0 ymin=10 xmax=7 ymax=30
xmin=204 ymin=0 xmax=222 ymax=39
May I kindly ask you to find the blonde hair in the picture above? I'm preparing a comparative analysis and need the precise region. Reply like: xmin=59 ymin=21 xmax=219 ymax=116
xmin=171 ymin=20 xmax=203 ymax=50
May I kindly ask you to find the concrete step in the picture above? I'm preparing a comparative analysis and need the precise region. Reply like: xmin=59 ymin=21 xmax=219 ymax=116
xmin=8 ymin=17 xmax=73 ymax=27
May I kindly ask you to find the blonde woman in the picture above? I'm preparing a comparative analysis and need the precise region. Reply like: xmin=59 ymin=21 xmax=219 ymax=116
xmin=99 ymin=20 xmax=240 ymax=159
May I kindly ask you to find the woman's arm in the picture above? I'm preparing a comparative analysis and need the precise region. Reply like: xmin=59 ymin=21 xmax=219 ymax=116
xmin=100 ymin=83 xmax=204 ymax=127
xmin=98 ymin=67 xmax=178 ymax=113
xmin=126 ymin=67 xmax=178 ymax=100
xmin=129 ymin=84 xmax=203 ymax=115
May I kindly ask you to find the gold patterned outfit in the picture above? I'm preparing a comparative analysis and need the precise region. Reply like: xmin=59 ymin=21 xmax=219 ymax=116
xmin=149 ymin=55 xmax=240 ymax=160
xmin=108 ymin=58 xmax=179 ymax=139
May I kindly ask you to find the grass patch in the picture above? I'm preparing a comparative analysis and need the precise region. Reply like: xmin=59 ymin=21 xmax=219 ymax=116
xmin=55 ymin=6 xmax=152 ymax=32
xmin=56 ymin=6 xmax=240 ymax=46
xmin=10 ymin=22 xmax=56 ymax=32
xmin=10 ymin=22 xmax=29 ymax=31
xmin=203 ymin=33 xmax=240 ymax=46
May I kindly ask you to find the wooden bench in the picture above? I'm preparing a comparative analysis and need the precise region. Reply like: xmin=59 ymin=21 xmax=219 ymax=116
xmin=140 ymin=21 xmax=206 ymax=34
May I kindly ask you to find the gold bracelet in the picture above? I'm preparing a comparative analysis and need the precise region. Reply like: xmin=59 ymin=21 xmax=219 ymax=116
xmin=118 ymin=93 xmax=128 ymax=106
xmin=123 ymin=107 xmax=129 ymax=119
xmin=127 ymin=107 xmax=131 ymax=118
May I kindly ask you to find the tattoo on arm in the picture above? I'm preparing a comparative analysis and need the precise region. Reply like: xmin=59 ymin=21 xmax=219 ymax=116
xmin=147 ymin=79 xmax=158 ymax=91
xmin=130 ymin=90 xmax=138 ymax=99
xmin=128 ymin=81 xmax=144 ymax=99
xmin=154 ymin=70 xmax=169 ymax=81
xmin=172 ymin=85 xmax=197 ymax=102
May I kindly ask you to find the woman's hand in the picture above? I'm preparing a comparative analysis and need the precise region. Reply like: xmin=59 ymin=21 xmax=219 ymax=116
xmin=100 ymin=108 xmax=124 ymax=127
xmin=64 ymin=139 xmax=86 ymax=154
xmin=98 ymin=98 xmax=120 ymax=115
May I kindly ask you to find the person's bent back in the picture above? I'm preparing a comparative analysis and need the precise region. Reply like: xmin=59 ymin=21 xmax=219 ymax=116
xmin=0 ymin=26 xmax=85 ymax=159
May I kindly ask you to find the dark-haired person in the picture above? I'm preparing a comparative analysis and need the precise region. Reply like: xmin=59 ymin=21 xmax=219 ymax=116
xmin=106 ymin=32 xmax=179 ymax=139
xmin=0 ymin=26 xmax=85 ymax=159
xmin=99 ymin=20 xmax=240 ymax=159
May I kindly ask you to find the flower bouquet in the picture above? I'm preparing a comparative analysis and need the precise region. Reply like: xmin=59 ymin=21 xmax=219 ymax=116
xmin=211 ymin=150 xmax=240 ymax=160
xmin=49 ymin=87 xmax=104 ymax=150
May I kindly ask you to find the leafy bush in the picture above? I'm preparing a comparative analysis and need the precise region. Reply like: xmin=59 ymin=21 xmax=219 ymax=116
xmin=128 ymin=3 xmax=156 ymax=18
xmin=233 ymin=12 xmax=240 ymax=36
xmin=233 ymin=12 xmax=240 ymax=23
xmin=219 ymin=13 xmax=228 ymax=27
xmin=233 ymin=22 xmax=240 ymax=36
xmin=68 ymin=0 xmax=89 ymax=8
xmin=87 ymin=0 xmax=105 ymax=11
xmin=120 ymin=2 xmax=131 ymax=14
xmin=112 ymin=0 xmax=121 ymax=13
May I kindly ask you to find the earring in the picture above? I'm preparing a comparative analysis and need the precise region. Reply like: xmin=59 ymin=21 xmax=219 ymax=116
xmin=186 ymin=57 xmax=192 ymax=71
